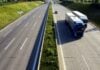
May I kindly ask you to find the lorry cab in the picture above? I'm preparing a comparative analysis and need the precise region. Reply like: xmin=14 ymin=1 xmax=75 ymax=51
xmin=70 ymin=17 xmax=85 ymax=38
xmin=74 ymin=23 xmax=85 ymax=37
xmin=65 ymin=12 xmax=86 ymax=38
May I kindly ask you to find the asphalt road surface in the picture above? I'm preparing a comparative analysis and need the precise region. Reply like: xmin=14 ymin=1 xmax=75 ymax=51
xmin=0 ymin=4 xmax=49 ymax=70
xmin=52 ymin=4 xmax=100 ymax=70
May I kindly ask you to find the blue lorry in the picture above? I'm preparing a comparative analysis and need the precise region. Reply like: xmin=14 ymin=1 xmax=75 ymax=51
xmin=65 ymin=12 xmax=86 ymax=38
xmin=73 ymin=11 xmax=88 ymax=28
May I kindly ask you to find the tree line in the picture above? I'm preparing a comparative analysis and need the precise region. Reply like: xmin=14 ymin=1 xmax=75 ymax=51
xmin=61 ymin=0 xmax=100 ymax=4
xmin=74 ymin=0 xmax=100 ymax=4
xmin=0 ymin=0 xmax=42 ymax=3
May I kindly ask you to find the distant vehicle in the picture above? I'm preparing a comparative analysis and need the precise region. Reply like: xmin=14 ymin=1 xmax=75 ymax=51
xmin=55 ymin=11 xmax=58 ymax=14
xmin=65 ymin=12 xmax=86 ymax=38
xmin=73 ymin=11 xmax=88 ymax=28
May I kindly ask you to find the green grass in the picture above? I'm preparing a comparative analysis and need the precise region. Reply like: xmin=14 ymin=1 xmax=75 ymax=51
xmin=40 ymin=6 xmax=59 ymax=70
xmin=61 ymin=2 xmax=100 ymax=27
xmin=0 ymin=1 xmax=43 ymax=29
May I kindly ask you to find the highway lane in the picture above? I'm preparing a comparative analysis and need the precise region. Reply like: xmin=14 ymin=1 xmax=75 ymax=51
xmin=52 ymin=4 xmax=100 ymax=70
xmin=0 ymin=4 xmax=49 ymax=70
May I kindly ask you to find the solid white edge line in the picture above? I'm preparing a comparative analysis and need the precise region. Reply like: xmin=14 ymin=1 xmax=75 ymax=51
xmin=37 ymin=21 xmax=46 ymax=70
xmin=52 ymin=3 xmax=66 ymax=70
xmin=55 ymin=15 xmax=67 ymax=70
xmin=32 ymin=20 xmax=44 ymax=70
xmin=32 ymin=5 xmax=48 ymax=70
xmin=20 ymin=38 xmax=28 ymax=50
xmin=37 ymin=8 xmax=48 ymax=70
xmin=4 ymin=38 xmax=16 ymax=50
xmin=82 ymin=55 xmax=90 ymax=70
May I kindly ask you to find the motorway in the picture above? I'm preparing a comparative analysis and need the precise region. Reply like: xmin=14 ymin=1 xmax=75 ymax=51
xmin=0 ymin=3 xmax=49 ymax=70
xmin=52 ymin=4 xmax=100 ymax=70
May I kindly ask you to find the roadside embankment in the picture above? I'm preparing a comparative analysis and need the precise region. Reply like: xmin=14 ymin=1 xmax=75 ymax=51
xmin=0 ymin=1 xmax=43 ymax=29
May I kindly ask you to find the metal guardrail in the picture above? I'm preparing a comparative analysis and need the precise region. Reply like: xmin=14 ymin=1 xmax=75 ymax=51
xmin=26 ymin=3 xmax=50 ymax=70
xmin=37 ymin=3 xmax=50 ymax=70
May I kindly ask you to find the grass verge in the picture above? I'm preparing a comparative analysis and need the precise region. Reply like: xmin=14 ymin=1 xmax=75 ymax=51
xmin=61 ymin=2 xmax=100 ymax=27
xmin=40 ymin=6 xmax=59 ymax=70
xmin=0 ymin=1 xmax=43 ymax=29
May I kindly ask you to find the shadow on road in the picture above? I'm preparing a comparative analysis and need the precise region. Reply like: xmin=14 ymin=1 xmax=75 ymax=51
xmin=85 ymin=27 xmax=99 ymax=33
xmin=55 ymin=20 xmax=80 ymax=45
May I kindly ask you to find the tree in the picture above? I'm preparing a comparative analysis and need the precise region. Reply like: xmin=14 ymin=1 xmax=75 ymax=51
xmin=94 ymin=0 xmax=99 ymax=4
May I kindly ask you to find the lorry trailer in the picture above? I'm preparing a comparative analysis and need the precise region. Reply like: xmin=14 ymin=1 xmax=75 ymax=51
xmin=65 ymin=12 xmax=86 ymax=38
xmin=73 ymin=11 xmax=88 ymax=28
